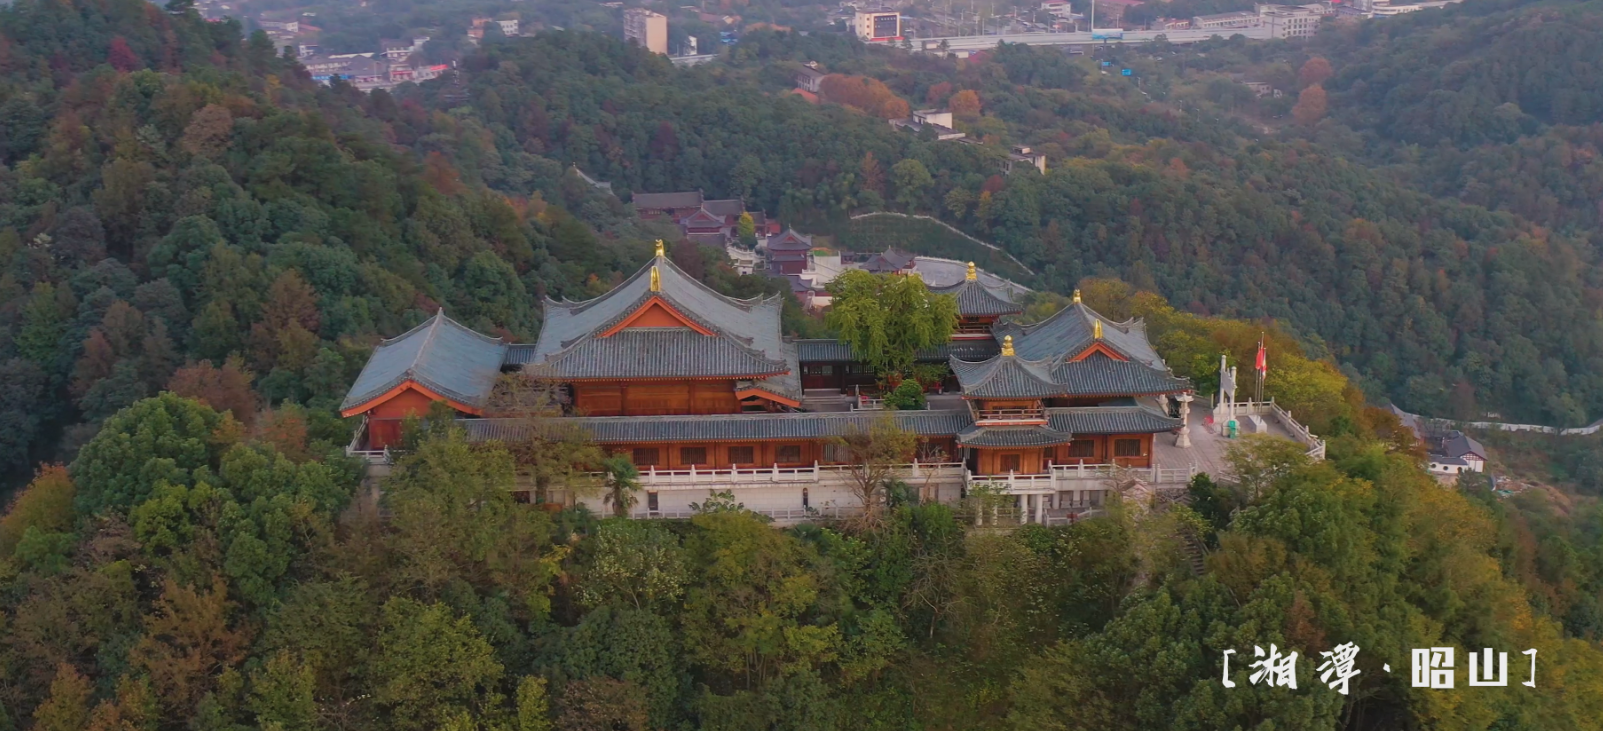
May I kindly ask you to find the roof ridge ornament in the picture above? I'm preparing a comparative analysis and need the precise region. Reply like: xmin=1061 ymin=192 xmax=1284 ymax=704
xmin=1094 ymin=319 xmax=1103 ymax=340
xmin=1072 ymin=289 xmax=1082 ymax=304
xmin=650 ymin=266 xmax=661 ymax=292
xmin=654 ymin=239 xmax=665 ymax=258
xmin=1002 ymin=335 xmax=1015 ymax=357
xmin=966 ymin=261 xmax=977 ymax=281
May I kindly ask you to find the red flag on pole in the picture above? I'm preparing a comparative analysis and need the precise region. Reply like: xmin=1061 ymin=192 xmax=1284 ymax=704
xmin=1255 ymin=337 xmax=1267 ymax=374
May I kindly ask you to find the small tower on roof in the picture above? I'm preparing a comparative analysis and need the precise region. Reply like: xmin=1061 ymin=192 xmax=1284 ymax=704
xmin=654 ymin=239 xmax=665 ymax=258
xmin=1001 ymin=334 xmax=1015 ymax=356
xmin=1072 ymin=289 xmax=1082 ymax=304
xmin=966 ymin=261 xmax=977 ymax=281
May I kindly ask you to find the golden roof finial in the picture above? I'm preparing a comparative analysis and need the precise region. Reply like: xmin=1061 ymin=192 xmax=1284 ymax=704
xmin=1093 ymin=319 xmax=1103 ymax=340
xmin=649 ymin=266 xmax=661 ymax=292
xmin=966 ymin=261 xmax=977 ymax=281
xmin=1001 ymin=335 xmax=1015 ymax=357
xmin=1072 ymin=289 xmax=1082 ymax=304
xmin=654 ymin=239 xmax=665 ymax=258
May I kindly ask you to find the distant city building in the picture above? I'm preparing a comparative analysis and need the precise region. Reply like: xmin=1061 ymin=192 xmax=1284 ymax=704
xmin=853 ymin=8 xmax=901 ymax=41
xmin=889 ymin=108 xmax=966 ymax=140
xmin=1191 ymin=10 xmax=1259 ymax=29
xmin=258 ymin=18 xmax=299 ymax=32
xmin=625 ymin=8 xmax=670 ymax=54
xmin=1257 ymin=3 xmax=1323 ymax=38
xmin=795 ymin=62 xmax=826 ymax=93
xmin=1007 ymin=145 xmax=1047 ymax=175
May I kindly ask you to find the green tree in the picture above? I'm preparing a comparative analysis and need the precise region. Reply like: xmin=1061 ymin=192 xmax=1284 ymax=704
xmin=71 ymin=393 xmax=228 ymax=515
xmin=600 ymin=455 xmax=641 ymax=519
xmin=576 ymin=520 xmax=687 ymax=610
xmin=891 ymin=159 xmax=933 ymax=211
xmin=737 ymin=212 xmax=757 ymax=248
xmin=372 ymin=598 xmax=505 ymax=730
xmin=824 ymin=270 xmax=958 ymax=377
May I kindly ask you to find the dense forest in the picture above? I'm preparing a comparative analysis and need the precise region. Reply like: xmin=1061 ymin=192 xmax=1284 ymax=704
xmin=413 ymin=28 xmax=1603 ymax=427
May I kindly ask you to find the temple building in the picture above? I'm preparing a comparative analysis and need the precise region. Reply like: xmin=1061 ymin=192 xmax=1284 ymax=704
xmin=342 ymin=245 xmax=1204 ymax=523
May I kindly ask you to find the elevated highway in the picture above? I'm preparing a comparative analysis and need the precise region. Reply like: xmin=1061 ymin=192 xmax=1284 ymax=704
xmin=888 ymin=27 xmax=1273 ymax=55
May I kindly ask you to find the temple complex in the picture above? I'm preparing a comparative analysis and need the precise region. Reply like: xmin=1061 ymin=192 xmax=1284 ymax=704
xmin=342 ymin=245 xmax=1302 ymax=524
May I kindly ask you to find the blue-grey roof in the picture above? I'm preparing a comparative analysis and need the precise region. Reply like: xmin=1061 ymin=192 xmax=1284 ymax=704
xmin=995 ymin=302 xmax=1165 ymax=369
xmin=458 ymin=408 xmax=975 ymax=444
xmin=930 ymin=279 xmax=1024 ymax=317
xmin=535 ymin=328 xmax=785 ymax=380
xmin=744 ymin=340 xmax=803 ymax=401
xmin=523 ymin=254 xmax=788 ymax=379
xmin=950 ymin=354 xmax=1064 ymax=398
xmin=1047 ymin=405 xmax=1181 ymax=434
xmin=795 ymin=338 xmax=1001 ymax=363
xmin=956 ymin=424 xmax=1074 ymax=447
xmin=1443 ymin=431 xmax=1486 ymax=460
xmin=341 ymin=310 xmax=507 ymax=412
xmin=951 ymin=351 xmax=1189 ymax=399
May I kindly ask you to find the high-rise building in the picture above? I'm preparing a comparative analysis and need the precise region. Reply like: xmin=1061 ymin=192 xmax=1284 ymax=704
xmin=624 ymin=8 xmax=669 ymax=55
xmin=853 ymin=9 xmax=901 ymax=41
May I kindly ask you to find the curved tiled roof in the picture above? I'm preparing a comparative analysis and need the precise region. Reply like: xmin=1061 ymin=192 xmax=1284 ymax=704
xmin=995 ymin=302 xmax=1164 ymax=368
xmin=956 ymin=424 xmax=1074 ymax=447
xmin=341 ymin=310 xmax=507 ymax=413
xmin=1047 ymin=359 xmax=1191 ymax=397
xmin=538 ymin=328 xmax=787 ymax=380
xmin=950 ymin=353 xmax=1064 ymax=398
xmin=1047 ymin=405 xmax=1181 ymax=434
xmin=459 ymin=408 xmax=975 ymax=443
xmin=526 ymin=254 xmax=788 ymax=379
xmin=929 ymin=279 xmax=1024 ymax=317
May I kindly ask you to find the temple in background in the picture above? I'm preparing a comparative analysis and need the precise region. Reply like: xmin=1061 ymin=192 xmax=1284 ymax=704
xmin=342 ymin=245 xmax=1323 ymax=524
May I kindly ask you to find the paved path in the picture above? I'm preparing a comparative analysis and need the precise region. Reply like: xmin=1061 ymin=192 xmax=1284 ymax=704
xmin=1153 ymin=406 xmax=1301 ymax=481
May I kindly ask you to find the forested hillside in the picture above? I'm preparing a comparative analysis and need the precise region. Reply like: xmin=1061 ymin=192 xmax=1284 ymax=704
xmin=418 ymin=31 xmax=1603 ymax=426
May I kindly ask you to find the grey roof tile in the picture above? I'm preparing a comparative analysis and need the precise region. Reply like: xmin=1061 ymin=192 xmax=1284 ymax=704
xmin=538 ymin=328 xmax=787 ymax=379
xmin=702 ymin=198 xmax=745 ymax=217
xmin=1047 ymin=405 xmax=1181 ymax=434
xmin=527 ymin=255 xmax=787 ymax=379
xmin=950 ymin=354 xmax=1064 ymax=398
xmin=459 ymin=408 xmax=974 ymax=444
xmin=996 ymin=302 xmax=1165 ymax=369
xmin=342 ymin=310 xmax=507 ymax=412
xmin=930 ymin=279 xmax=1024 ymax=317
xmin=956 ymin=424 xmax=1074 ymax=447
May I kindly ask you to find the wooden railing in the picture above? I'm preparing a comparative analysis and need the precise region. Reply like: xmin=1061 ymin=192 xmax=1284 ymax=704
xmin=976 ymin=407 xmax=1046 ymax=422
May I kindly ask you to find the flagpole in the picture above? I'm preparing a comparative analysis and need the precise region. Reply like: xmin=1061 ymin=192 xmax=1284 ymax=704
xmin=1255 ymin=333 xmax=1265 ymax=403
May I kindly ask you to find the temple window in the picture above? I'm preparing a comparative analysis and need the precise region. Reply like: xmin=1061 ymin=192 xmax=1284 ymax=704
xmin=999 ymin=453 xmax=1022 ymax=472
xmin=729 ymin=446 xmax=755 ymax=464
xmin=1114 ymin=438 xmax=1142 ymax=457
xmin=680 ymin=446 xmax=708 ymax=465
xmin=1068 ymin=440 xmax=1096 ymax=458
xmin=632 ymin=447 xmax=660 ymax=466
xmin=776 ymin=445 xmax=803 ymax=463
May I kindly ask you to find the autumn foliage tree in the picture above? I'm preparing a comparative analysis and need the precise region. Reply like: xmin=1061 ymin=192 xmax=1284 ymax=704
xmin=1298 ymin=56 xmax=1333 ymax=88
xmin=167 ymin=356 xmax=258 ymax=427
xmin=948 ymin=89 xmax=981 ymax=116
xmin=1293 ymin=84 xmax=1328 ymax=126
xmin=818 ymin=74 xmax=910 ymax=119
